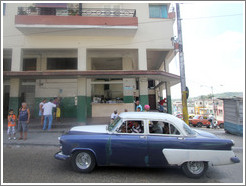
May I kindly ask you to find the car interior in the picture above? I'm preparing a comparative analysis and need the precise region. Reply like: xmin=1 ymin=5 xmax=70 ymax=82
xmin=149 ymin=121 xmax=180 ymax=135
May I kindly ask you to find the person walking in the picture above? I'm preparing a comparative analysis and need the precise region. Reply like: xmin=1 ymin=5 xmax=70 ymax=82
xmin=39 ymin=98 xmax=47 ymax=126
xmin=208 ymin=114 xmax=215 ymax=129
xmin=18 ymin=102 xmax=30 ymax=140
xmin=42 ymin=99 xmax=56 ymax=131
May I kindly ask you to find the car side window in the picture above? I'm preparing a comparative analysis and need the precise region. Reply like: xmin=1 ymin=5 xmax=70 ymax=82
xmin=149 ymin=121 xmax=163 ymax=134
xmin=117 ymin=120 xmax=144 ymax=134
xmin=149 ymin=121 xmax=180 ymax=135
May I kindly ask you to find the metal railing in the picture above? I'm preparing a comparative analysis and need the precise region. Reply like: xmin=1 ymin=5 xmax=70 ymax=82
xmin=17 ymin=7 xmax=136 ymax=17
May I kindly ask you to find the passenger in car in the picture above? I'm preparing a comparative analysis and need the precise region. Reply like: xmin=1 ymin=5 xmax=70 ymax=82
xmin=149 ymin=121 xmax=163 ymax=134
xmin=131 ymin=121 xmax=143 ymax=133
xmin=163 ymin=123 xmax=170 ymax=134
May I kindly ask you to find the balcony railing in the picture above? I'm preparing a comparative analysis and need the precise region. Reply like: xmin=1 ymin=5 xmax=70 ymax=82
xmin=17 ymin=7 xmax=136 ymax=17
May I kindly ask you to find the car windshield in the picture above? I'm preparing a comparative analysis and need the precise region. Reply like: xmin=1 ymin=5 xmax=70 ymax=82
xmin=108 ymin=116 xmax=121 ymax=132
xmin=193 ymin=115 xmax=199 ymax=119
xmin=183 ymin=122 xmax=196 ymax=136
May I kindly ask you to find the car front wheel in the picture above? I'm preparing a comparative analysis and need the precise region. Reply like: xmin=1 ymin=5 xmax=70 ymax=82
xmin=71 ymin=151 xmax=96 ymax=173
xmin=181 ymin=161 xmax=208 ymax=179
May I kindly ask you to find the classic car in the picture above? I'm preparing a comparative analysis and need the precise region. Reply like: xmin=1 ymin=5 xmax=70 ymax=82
xmin=189 ymin=115 xmax=211 ymax=127
xmin=54 ymin=112 xmax=239 ymax=179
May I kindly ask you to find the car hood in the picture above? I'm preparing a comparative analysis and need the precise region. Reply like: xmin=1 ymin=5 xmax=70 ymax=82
xmin=193 ymin=129 xmax=218 ymax=138
xmin=70 ymin=125 xmax=108 ymax=133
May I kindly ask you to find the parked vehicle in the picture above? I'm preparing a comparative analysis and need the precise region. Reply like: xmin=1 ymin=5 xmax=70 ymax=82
xmin=55 ymin=112 xmax=239 ymax=179
xmin=189 ymin=114 xmax=195 ymax=119
xmin=216 ymin=120 xmax=224 ymax=128
xmin=175 ymin=113 xmax=183 ymax=119
xmin=189 ymin=115 xmax=211 ymax=127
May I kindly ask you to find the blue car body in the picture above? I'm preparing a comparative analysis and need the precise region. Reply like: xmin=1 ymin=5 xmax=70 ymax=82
xmin=55 ymin=112 xmax=239 ymax=175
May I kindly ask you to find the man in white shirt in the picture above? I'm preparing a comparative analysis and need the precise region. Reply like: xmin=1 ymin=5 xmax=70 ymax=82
xmin=110 ymin=110 xmax=118 ymax=123
xmin=42 ymin=99 xmax=56 ymax=131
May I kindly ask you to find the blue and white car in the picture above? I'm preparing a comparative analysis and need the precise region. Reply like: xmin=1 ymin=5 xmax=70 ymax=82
xmin=54 ymin=112 xmax=240 ymax=178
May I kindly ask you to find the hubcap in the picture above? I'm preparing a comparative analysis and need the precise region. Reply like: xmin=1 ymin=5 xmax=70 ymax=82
xmin=187 ymin=161 xmax=204 ymax=175
xmin=75 ymin=152 xmax=91 ymax=170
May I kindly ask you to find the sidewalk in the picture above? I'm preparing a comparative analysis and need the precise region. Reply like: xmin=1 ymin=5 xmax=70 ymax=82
xmin=3 ymin=117 xmax=110 ymax=147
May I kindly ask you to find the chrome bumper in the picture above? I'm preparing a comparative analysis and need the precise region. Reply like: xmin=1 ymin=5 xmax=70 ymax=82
xmin=54 ymin=151 xmax=70 ymax=161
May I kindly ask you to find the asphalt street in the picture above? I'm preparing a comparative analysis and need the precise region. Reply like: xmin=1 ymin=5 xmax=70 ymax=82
xmin=2 ymin=127 xmax=244 ymax=184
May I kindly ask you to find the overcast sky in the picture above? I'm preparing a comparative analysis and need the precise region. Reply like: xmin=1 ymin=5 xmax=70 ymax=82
xmin=168 ymin=1 xmax=245 ymax=99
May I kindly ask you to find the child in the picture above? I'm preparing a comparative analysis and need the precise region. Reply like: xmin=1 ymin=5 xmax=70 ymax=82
xmin=56 ymin=104 xmax=61 ymax=122
xmin=7 ymin=109 xmax=17 ymax=140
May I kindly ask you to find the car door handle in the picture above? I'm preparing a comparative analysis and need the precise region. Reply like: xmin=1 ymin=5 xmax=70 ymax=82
xmin=178 ymin=137 xmax=184 ymax=140
xmin=140 ymin=136 xmax=147 ymax=139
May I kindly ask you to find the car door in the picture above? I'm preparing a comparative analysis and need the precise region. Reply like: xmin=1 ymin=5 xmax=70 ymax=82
xmin=147 ymin=120 xmax=184 ymax=167
xmin=109 ymin=119 xmax=148 ymax=167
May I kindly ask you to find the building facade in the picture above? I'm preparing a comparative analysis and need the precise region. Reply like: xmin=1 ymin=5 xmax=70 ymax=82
xmin=194 ymin=98 xmax=224 ymax=121
xmin=3 ymin=3 xmax=180 ymax=122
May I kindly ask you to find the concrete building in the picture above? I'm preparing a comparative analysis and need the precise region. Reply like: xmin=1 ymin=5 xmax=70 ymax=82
xmin=3 ymin=2 xmax=180 ymax=122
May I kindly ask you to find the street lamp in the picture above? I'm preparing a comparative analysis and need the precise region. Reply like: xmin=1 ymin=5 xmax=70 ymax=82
xmin=200 ymin=84 xmax=223 ymax=119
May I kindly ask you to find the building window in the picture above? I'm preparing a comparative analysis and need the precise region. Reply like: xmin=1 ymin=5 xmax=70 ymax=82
xmin=149 ymin=5 xmax=168 ymax=18
xmin=148 ymin=80 xmax=155 ymax=89
xmin=23 ymin=58 xmax=37 ymax=71
xmin=47 ymin=58 xmax=77 ymax=70
xmin=3 ymin=58 xmax=11 ymax=71
xmin=3 ymin=3 xmax=6 ymax=15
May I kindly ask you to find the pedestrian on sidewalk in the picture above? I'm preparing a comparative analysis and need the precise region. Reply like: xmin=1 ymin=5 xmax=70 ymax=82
xmin=110 ymin=110 xmax=118 ymax=123
xmin=42 ymin=98 xmax=56 ymax=131
xmin=135 ymin=100 xmax=143 ymax=111
xmin=18 ymin=102 xmax=30 ymax=140
xmin=7 ymin=109 xmax=17 ymax=140
xmin=144 ymin=105 xmax=150 ymax=112
xmin=39 ymin=98 xmax=47 ymax=126
xmin=56 ymin=104 xmax=61 ymax=122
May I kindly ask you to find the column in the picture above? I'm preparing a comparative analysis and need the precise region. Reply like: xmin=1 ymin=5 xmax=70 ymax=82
xmin=78 ymin=48 xmax=87 ymax=70
xmin=123 ymin=78 xmax=135 ymax=103
xmin=139 ymin=77 xmax=149 ymax=109
xmin=77 ymin=78 xmax=87 ymax=122
xmin=138 ymin=48 xmax=147 ymax=70
xmin=9 ymin=78 xmax=21 ymax=115
xmin=166 ymin=82 xmax=172 ymax=114
xmin=86 ymin=79 xmax=92 ymax=118
xmin=11 ymin=47 xmax=22 ymax=71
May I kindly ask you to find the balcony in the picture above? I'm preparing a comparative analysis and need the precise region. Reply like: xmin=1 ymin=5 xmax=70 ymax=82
xmin=15 ymin=7 xmax=138 ymax=35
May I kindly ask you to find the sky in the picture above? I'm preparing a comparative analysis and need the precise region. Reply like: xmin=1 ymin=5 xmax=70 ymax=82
xmin=168 ymin=1 xmax=245 ymax=99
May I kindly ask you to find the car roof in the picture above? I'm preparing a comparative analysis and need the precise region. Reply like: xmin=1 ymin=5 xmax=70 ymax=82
xmin=118 ymin=112 xmax=189 ymax=136
xmin=119 ymin=112 xmax=184 ymax=123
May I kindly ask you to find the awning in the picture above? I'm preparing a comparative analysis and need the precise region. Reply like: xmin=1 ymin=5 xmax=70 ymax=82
xmin=3 ymin=70 xmax=180 ymax=86
xmin=35 ymin=3 xmax=67 ymax=8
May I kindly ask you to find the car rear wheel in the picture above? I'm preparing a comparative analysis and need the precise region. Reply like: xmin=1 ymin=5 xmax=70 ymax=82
xmin=219 ymin=123 xmax=224 ymax=128
xmin=181 ymin=161 xmax=208 ymax=179
xmin=71 ymin=151 xmax=96 ymax=173
xmin=197 ymin=122 xmax=203 ymax=127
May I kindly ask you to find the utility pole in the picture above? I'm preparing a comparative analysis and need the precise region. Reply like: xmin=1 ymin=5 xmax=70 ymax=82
xmin=176 ymin=3 xmax=189 ymax=124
